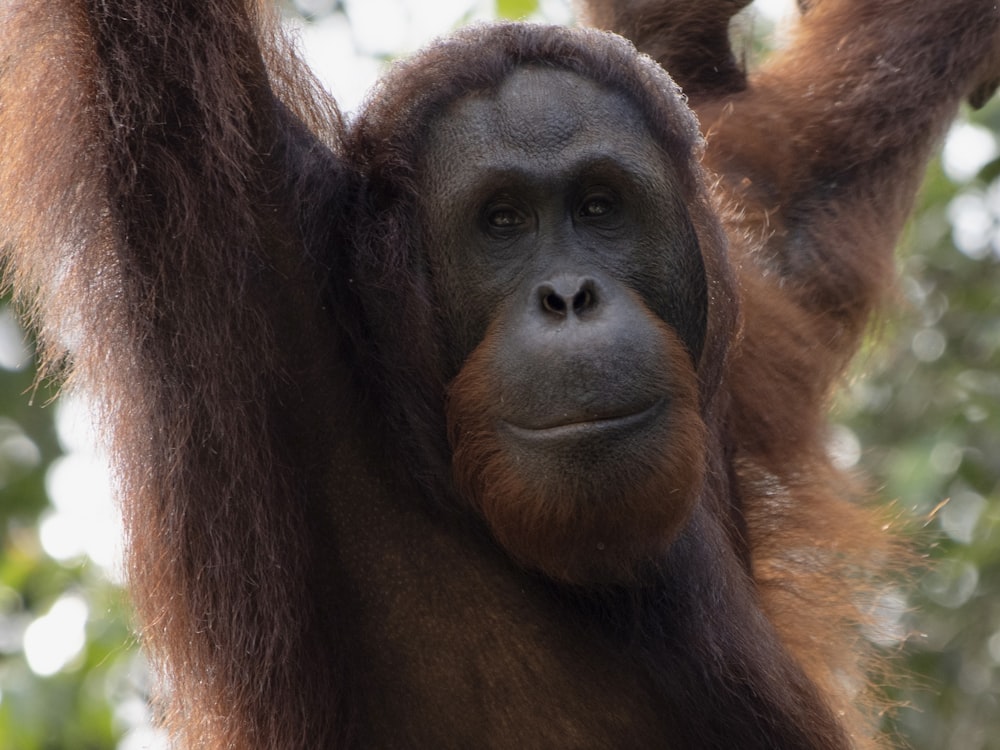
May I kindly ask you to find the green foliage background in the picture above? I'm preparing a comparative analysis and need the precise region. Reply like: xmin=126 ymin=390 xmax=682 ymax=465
xmin=1 ymin=2 xmax=999 ymax=747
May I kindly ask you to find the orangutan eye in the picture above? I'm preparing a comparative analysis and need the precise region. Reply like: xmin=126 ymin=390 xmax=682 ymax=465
xmin=487 ymin=207 xmax=525 ymax=227
xmin=579 ymin=194 xmax=616 ymax=218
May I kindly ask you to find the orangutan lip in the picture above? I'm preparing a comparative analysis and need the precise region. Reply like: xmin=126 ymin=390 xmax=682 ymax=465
xmin=500 ymin=398 xmax=664 ymax=440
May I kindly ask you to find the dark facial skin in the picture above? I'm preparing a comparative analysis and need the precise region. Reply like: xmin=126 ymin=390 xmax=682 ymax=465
xmin=426 ymin=68 xmax=711 ymax=582
xmin=422 ymin=67 xmax=708 ymax=377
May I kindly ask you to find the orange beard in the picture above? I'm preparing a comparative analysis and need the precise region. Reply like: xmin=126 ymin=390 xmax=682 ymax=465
xmin=447 ymin=315 xmax=707 ymax=585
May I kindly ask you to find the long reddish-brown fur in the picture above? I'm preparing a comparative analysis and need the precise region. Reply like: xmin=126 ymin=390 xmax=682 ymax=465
xmin=1 ymin=0 xmax=998 ymax=748
xmin=0 ymin=2 xmax=353 ymax=746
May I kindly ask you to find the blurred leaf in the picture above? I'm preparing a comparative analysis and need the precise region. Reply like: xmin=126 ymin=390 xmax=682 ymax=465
xmin=977 ymin=155 xmax=1000 ymax=184
xmin=496 ymin=0 xmax=538 ymax=20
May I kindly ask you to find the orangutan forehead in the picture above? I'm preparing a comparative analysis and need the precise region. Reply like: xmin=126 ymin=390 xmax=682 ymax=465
xmin=428 ymin=66 xmax=650 ymax=158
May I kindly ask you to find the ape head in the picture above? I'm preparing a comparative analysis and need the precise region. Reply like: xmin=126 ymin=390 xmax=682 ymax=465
xmin=349 ymin=24 xmax=739 ymax=585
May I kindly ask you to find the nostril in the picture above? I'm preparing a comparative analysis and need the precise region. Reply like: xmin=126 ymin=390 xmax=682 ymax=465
xmin=536 ymin=277 xmax=599 ymax=319
xmin=542 ymin=291 xmax=567 ymax=315
xmin=572 ymin=284 xmax=595 ymax=313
